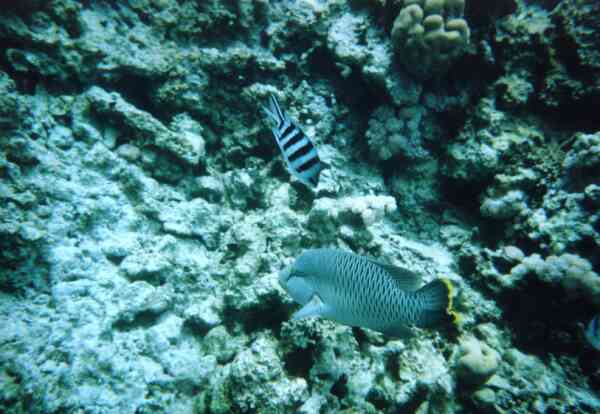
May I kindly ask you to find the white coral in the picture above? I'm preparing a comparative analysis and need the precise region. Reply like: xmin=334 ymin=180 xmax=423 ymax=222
xmin=511 ymin=253 xmax=600 ymax=306
xmin=342 ymin=195 xmax=398 ymax=226
xmin=309 ymin=195 xmax=397 ymax=228
xmin=564 ymin=132 xmax=600 ymax=172
xmin=480 ymin=190 xmax=527 ymax=220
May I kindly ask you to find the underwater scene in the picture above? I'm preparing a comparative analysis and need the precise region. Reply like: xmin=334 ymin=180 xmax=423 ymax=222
xmin=0 ymin=0 xmax=599 ymax=413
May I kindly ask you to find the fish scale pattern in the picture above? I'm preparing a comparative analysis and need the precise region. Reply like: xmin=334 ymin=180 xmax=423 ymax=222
xmin=312 ymin=249 xmax=423 ymax=328
xmin=283 ymin=248 xmax=454 ymax=336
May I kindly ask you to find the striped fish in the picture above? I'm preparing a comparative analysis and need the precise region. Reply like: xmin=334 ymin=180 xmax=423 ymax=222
xmin=279 ymin=248 xmax=459 ymax=337
xmin=263 ymin=94 xmax=324 ymax=188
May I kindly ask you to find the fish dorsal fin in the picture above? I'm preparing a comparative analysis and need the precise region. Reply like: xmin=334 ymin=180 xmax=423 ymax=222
xmin=368 ymin=258 xmax=422 ymax=291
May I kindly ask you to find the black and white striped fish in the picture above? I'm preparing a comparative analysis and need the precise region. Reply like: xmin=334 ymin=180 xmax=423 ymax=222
xmin=263 ymin=95 xmax=324 ymax=188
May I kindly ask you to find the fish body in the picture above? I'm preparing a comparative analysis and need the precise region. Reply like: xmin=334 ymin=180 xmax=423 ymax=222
xmin=279 ymin=248 xmax=458 ymax=336
xmin=263 ymin=95 xmax=324 ymax=188
xmin=585 ymin=315 xmax=600 ymax=351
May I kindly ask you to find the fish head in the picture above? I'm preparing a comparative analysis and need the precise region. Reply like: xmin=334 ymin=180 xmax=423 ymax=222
xmin=278 ymin=262 xmax=315 ymax=306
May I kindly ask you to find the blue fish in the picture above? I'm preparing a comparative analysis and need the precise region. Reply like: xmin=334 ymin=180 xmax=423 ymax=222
xmin=279 ymin=248 xmax=459 ymax=337
xmin=263 ymin=95 xmax=324 ymax=188
xmin=585 ymin=314 xmax=600 ymax=351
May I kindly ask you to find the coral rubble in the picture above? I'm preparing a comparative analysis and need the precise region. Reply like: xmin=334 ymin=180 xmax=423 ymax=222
xmin=0 ymin=0 xmax=599 ymax=413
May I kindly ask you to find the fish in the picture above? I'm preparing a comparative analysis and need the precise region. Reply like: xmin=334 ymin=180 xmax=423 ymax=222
xmin=585 ymin=314 xmax=600 ymax=351
xmin=263 ymin=94 xmax=325 ymax=188
xmin=279 ymin=248 xmax=459 ymax=337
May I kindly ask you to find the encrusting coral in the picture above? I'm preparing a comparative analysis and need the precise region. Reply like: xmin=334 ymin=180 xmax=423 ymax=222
xmin=391 ymin=0 xmax=470 ymax=79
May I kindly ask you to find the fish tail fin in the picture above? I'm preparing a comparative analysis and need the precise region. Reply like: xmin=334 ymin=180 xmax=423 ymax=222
xmin=263 ymin=94 xmax=285 ymax=125
xmin=414 ymin=278 xmax=460 ymax=328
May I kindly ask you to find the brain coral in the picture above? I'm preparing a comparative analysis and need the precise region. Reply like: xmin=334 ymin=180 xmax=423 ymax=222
xmin=391 ymin=0 xmax=470 ymax=79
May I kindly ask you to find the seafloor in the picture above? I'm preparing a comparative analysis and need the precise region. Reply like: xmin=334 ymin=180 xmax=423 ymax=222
xmin=0 ymin=0 xmax=599 ymax=413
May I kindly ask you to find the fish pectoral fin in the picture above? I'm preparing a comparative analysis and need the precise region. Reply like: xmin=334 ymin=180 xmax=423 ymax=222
xmin=379 ymin=323 xmax=414 ymax=339
xmin=291 ymin=294 xmax=325 ymax=321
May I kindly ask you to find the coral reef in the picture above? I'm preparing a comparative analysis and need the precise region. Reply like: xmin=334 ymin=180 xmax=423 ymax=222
xmin=510 ymin=253 xmax=600 ymax=305
xmin=0 ymin=0 xmax=599 ymax=413
xmin=366 ymin=105 xmax=432 ymax=162
xmin=454 ymin=335 xmax=500 ymax=387
xmin=391 ymin=0 xmax=470 ymax=79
